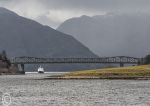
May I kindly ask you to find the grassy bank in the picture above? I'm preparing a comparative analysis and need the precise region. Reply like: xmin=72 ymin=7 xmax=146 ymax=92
xmin=63 ymin=65 xmax=150 ymax=78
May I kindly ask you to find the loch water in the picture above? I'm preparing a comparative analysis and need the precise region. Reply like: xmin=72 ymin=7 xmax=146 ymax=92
xmin=0 ymin=73 xmax=150 ymax=106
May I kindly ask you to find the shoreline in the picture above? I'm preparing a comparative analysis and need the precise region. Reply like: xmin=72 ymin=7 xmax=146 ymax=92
xmin=43 ymin=76 xmax=150 ymax=80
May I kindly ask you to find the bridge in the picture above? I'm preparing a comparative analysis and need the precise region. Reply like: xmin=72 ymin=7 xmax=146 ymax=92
xmin=10 ymin=56 xmax=142 ymax=72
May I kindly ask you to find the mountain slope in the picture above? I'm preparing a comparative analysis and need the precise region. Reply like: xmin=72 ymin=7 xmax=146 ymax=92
xmin=0 ymin=7 xmax=97 ymax=58
xmin=0 ymin=7 xmax=99 ymax=71
xmin=58 ymin=14 xmax=150 ymax=57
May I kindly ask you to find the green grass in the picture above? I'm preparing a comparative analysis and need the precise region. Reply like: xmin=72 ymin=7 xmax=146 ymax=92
xmin=64 ymin=65 xmax=150 ymax=77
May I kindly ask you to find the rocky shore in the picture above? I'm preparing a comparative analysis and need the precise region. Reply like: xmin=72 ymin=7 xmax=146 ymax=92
xmin=0 ymin=51 xmax=23 ymax=75
xmin=42 ymin=76 xmax=150 ymax=80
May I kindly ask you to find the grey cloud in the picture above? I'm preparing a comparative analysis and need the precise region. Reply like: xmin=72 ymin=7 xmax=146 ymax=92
xmin=1 ymin=0 xmax=150 ymax=12
xmin=41 ymin=0 xmax=150 ymax=12
xmin=0 ymin=0 xmax=150 ymax=28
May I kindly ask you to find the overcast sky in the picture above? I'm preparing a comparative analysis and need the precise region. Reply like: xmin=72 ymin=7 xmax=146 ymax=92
xmin=0 ymin=0 xmax=150 ymax=28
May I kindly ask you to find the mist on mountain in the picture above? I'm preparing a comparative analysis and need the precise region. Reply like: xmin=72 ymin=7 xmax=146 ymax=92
xmin=58 ymin=13 xmax=150 ymax=57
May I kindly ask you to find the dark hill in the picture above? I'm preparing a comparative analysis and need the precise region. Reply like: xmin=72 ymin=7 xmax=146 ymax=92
xmin=0 ymin=7 xmax=100 ymax=71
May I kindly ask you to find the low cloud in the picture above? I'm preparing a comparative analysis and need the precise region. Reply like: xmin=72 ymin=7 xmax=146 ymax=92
xmin=0 ymin=0 xmax=150 ymax=28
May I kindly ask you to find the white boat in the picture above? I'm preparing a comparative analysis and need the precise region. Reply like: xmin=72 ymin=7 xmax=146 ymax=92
xmin=38 ymin=66 xmax=44 ymax=74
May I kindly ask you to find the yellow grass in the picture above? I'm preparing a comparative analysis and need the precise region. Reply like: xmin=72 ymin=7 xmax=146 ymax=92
xmin=64 ymin=65 xmax=150 ymax=77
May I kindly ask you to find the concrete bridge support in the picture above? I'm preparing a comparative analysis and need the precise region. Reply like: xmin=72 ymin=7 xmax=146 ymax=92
xmin=17 ymin=64 xmax=25 ymax=74
xmin=21 ymin=64 xmax=25 ymax=71
xmin=120 ymin=63 xmax=124 ymax=67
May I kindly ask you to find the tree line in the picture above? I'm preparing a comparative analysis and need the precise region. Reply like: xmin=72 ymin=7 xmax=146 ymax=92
xmin=0 ymin=50 xmax=11 ymax=68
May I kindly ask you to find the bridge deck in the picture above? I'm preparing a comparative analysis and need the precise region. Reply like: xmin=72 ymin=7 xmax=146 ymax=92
xmin=11 ymin=56 xmax=140 ymax=64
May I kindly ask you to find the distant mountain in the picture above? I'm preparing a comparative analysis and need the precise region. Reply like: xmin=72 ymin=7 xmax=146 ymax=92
xmin=0 ymin=7 xmax=100 ymax=71
xmin=58 ymin=13 xmax=150 ymax=57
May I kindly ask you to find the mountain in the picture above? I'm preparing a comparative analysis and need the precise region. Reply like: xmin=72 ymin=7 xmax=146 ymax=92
xmin=58 ymin=13 xmax=150 ymax=57
xmin=0 ymin=7 xmax=100 ymax=71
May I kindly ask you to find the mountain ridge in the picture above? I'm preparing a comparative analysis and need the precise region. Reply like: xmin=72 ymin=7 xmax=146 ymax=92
xmin=0 ymin=7 xmax=100 ymax=71
xmin=58 ymin=14 xmax=150 ymax=57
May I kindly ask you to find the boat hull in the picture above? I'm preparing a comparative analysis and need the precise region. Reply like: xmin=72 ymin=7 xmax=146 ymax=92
xmin=38 ymin=71 xmax=44 ymax=74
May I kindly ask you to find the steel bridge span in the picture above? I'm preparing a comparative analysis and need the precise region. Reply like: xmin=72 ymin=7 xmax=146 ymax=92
xmin=10 ymin=56 xmax=141 ymax=72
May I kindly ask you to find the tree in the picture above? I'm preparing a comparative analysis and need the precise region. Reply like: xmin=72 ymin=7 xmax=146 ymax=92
xmin=1 ymin=50 xmax=7 ymax=60
xmin=0 ymin=50 xmax=11 ymax=68
xmin=144 ymin=54 xmax=150 ymax=64
xmin=0 ymin=54 xmax=2 ymax=60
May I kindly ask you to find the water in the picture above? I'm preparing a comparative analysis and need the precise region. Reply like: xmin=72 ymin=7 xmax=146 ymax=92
xmin=0 ymin=73 xmax=150 ymax=106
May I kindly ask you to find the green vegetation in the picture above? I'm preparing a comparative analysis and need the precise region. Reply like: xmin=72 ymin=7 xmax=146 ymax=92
xmin=64 ymin=65 xmax=150 ymax=78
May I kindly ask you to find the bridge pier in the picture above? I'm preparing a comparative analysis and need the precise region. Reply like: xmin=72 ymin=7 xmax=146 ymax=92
xmin=120 ymin=63 xmax=124 ymax=67
xmin=138 ymin=58 xmax=145 ymax=65
xmin=21 ymin=64 xmax=25 ymax=71
xmin=17 ymin=64 xmax=25 ymax=74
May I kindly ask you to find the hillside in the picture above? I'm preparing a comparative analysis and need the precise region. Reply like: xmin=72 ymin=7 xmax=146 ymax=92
xmin=58 ymin=14 xmax=150 ymax=57
xmin=0 ymin=7 xmax=99 ymax=71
